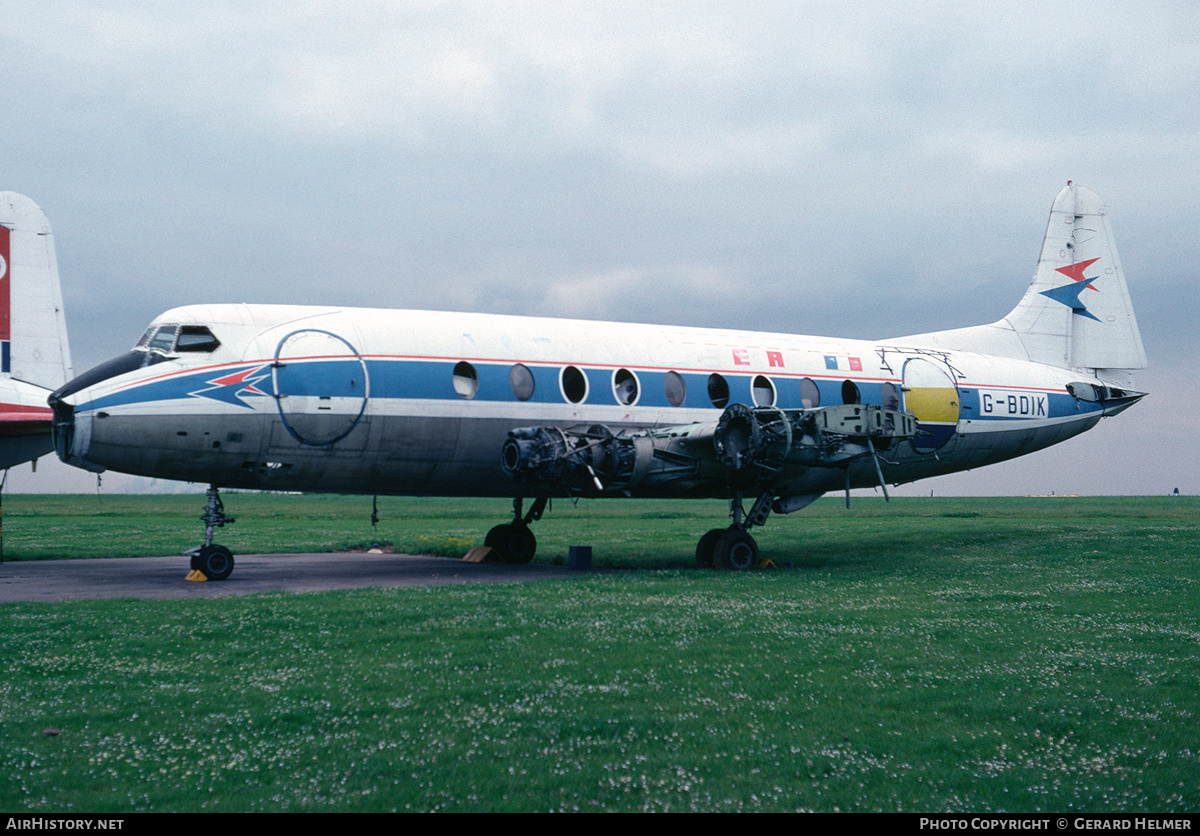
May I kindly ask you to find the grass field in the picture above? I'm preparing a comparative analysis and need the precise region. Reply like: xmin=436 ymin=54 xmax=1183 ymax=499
xmin=1 ymin=494 xmax=1197 ymax=812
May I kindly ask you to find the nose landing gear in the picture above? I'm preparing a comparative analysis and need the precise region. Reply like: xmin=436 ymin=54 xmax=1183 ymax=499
xmin=184 ymin=485 xmax=236 ymax=580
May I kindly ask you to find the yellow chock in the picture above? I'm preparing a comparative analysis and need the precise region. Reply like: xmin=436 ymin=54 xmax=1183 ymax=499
xmin=461 ymin=546 xmax=494 ymax=563
xmin=185 ymin=569 xmax=209 ymax=582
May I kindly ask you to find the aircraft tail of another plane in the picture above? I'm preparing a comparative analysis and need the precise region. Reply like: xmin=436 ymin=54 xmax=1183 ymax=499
xmin=0 ymin=192 xmax=73 ymax=391
xmin=894 ymin=182 xmax=1147 ymax=388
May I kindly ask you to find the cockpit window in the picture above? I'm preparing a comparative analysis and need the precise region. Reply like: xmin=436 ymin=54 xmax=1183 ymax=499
xmin=176 ymin=325 xmax=220 ymax=353
xmin=134 ymin=324 xmax=221 ymax=354
xmin=146 ymin=325 xmax=178 ymax=353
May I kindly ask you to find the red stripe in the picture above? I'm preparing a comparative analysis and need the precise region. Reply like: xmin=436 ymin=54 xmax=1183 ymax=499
xmin=0 ymin=405 xmax=53 ymax=420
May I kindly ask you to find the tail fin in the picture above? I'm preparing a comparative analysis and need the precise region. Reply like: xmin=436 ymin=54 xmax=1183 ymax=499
xmin=0 ymin=192 xmax=73 ymax=390
xmin=894 ymin=183 xmax=1147 ymax=387
xmin=1005 ymin=182 xmax=1146 ymax=383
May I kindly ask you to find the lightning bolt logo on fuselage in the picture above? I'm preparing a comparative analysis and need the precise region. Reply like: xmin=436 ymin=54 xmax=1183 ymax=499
xmin=189 ymin=365 xmax=271 ymax=408
xmin=1040 ymin=258 xmax=1102 ymax=321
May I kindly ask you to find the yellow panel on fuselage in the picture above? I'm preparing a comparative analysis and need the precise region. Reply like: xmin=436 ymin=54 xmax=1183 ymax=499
xmin=904 ymin=386 xmax=960 ymax=424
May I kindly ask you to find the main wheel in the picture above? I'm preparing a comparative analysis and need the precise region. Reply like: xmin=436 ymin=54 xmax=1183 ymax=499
xmin=484 ymin=522 xmax=538 ymax=564
xmin=197 ymin=544 xmax=235 ymax=581
xmin=713 ymin=529 xmax=758 ymax=571
xmin=695 ymin=528 xmax=725 ymax=568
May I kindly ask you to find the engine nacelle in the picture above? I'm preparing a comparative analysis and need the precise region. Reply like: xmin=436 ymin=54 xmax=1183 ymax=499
xmin=713 ymin=402 xmax=916 ymax=475
xmin=502 ymin=424 xmax=650 ymax=492
xmin=501 ymin=403 xmax=917 ymax=496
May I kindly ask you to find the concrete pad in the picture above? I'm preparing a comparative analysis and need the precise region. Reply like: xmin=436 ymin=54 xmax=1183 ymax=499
xmin=0 ymin=552 xmax=583 ymax=603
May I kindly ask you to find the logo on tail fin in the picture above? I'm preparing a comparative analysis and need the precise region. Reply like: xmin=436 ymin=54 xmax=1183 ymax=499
xmin=1040 ymin=259 xmax=1102 ymax=322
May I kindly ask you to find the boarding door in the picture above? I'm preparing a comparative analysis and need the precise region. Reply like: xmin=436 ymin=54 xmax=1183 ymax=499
xmin=901 ymin=357 xmax=960 ymax=453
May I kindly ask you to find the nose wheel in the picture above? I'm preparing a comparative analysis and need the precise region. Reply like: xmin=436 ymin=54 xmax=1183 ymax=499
xmin=186 ymin=485 xmax=236 ymax=580
xmin=192 ymin=543 xmax=235 ymax=581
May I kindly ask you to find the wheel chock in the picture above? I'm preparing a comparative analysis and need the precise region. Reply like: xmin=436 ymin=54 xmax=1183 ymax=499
xmin=185 ymin=569 xmax=209 ymax=582
xmin=462 ymin=546 xmax=495 ymax=563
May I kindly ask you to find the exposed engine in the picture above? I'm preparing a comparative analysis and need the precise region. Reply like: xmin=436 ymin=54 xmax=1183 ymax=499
xmin=501 ymin=402 xmax=917 ymax=496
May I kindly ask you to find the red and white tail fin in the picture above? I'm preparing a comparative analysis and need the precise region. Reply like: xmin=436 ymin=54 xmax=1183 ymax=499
xmin=0 ymin=192 xmax=73 ymax=390
xmin=0 ymin=193 xmax=73 ymax=467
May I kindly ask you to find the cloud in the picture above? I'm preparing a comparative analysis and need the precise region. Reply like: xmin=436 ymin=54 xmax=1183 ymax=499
xmin=1 ymin=0 xmax=1195 ymax=495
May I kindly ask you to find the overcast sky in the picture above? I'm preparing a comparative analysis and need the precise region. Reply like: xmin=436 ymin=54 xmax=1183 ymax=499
xmin=2 ymin=1 xmax=1196 ymax=497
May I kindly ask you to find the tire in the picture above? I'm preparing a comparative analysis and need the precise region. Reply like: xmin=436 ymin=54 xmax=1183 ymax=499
xmin=695 ymin=528 xmax=725 ymax=568
xmin=714 ymin=529 xmax=758 ymax=571
xmin=485 ymin=523 xmax=537 ymax=564
xmin=198 ymin=544 xmax=235 ymax=581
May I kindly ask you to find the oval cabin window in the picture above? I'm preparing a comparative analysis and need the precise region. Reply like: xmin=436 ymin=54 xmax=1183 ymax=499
xmin=453 ymin=361 xmax=479 ymax=399
xmin=752 ymin=375 xmax=776 ymax=407
xmin=613 ymin=368 xmax=639 ymax=405
xmin=510 ymin=364 xmax=535 ymax=401
xmin=561 ymin=366 xmax=588 ymax=403
xmin=708 ymin=373 xmax=729 ymax=408
xmin=664 ymin=371 xmax=687 ymax=407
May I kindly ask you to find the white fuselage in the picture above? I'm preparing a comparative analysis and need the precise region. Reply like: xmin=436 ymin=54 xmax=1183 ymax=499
xmin=51 ymin=303 xmax=1130 ymax=500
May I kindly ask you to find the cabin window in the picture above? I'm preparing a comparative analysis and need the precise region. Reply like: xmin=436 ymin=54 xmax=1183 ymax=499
xmin=752 ymin=375 xmax=776 ymax=407
xmin=707 ymin=373 xmax=729 ymax=408
xmin=841 ymin=379 xmax=860 ymax=405
xmin=800 ymin=377 xmax=820 ymax=408
xmin=561 ymin=365 xmax=588 ymax=403
xmin=613 ymin=368 xmax=639 ymax=406
xmin=664 ymin=371 xmax=687 ymax=407
xmin=175 ymin=325 xmax=221 ymax=353
xmin=510 ymin=364 xmax=535 ymax=401
xmin=453 ymin=361 xmax=479 ymax=399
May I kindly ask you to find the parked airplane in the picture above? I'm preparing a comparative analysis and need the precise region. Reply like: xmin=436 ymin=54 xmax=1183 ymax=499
xmin=49 ymin=183 xmax=1145 ymax=579
xmin=0 ymin=193 xmax=73 ymax=470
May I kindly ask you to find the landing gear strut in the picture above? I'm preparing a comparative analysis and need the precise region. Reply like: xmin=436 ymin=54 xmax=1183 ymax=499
xmin=696 ymin=491 xmax=772 ymax=570
xmin=187 ymin=485 xmax=236 ymax=580
xmin=485 ymin=497 xmax=547 ymax=564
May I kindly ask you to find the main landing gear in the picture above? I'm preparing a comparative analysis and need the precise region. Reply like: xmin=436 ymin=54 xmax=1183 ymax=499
xmin=695 ymin=491 xmax=773 ymax=570
xmin=184 ymin=484 xmax=236 ymax=580
xmin=485 ymin=497 xmax=547 ymax=564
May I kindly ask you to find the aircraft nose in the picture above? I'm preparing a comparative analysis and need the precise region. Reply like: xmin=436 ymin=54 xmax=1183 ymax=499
xmin=47 ymin=349 xmax=159 ymax=473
